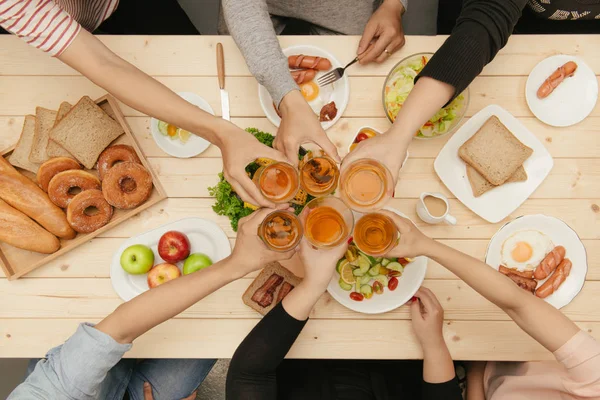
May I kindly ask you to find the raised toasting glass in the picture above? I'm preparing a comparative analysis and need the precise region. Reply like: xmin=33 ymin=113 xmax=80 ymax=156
xmin=353 ymin=212 xmax=399 ymax=257
xmin=299 ymin=151 xmax=339 ymax=197
xmin=339 ymin=158 xmax=394 ymax=212
xmin=258 ymin=210 xmax=303 ymax=252
xmin=300 ymin=196 xmax=354 ymax=249
xmin=253 ymin=161 xmax=299 ymax=203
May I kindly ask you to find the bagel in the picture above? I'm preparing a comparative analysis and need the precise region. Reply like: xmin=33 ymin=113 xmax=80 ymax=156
xmin=37 ymin=157 xmax=82 ymax=192
xmin=97 ymin=144 xmax=141 ymax=181
xmin=67 ymin=189 xmax=113 ymax=233
xmin=47 ymin=170 xmax=101 ymax=208
xmin=102 ymin=162 xmax=153 ymax=209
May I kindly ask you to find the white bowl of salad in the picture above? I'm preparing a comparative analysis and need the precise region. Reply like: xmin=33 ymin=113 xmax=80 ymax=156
xmin=383 ymin=52 xmax=469 ymax=139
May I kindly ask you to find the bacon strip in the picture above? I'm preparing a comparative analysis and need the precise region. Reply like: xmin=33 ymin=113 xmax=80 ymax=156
xmin=251 ymin=273 xmax=284 ymax=308
xmin=499 ymin=265 xmax=534 ymax=279
xmin=276 ymin=282 xmax=294 ymax=304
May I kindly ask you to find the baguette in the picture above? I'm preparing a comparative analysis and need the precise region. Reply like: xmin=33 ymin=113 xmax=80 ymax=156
xmin=0 ymin=199 xmax=60 ymax=254
xmin=0 ymin=156 xmax=76 ymax=239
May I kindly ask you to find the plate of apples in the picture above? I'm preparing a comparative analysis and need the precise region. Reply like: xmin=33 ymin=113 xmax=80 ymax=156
xmin=110 ymin=217 xmax=231 ymax=301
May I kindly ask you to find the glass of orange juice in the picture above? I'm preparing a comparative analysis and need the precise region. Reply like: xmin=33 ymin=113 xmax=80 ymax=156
xmin=339 ymin=158 xmax=394 ymax=212
xmin=258 ymin=210 xmax=303 ymax=252
xmin=299 ymin=150 xmax=339 ymax=197
xmin=300 ymin=196 xmax=354 ymax=248
xmin=253 ymin=162 xmax=299 ymax=203
xmin=353 ymin=212 xmax=399 ymax=257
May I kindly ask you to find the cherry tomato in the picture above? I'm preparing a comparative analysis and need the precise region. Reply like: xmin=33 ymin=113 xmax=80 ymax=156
xmin=350 ymin=292 xmax=364 ymax=301
xmin=379 ymin=266 xmax=390 ymax=275
xmin=167 ymin=124 xmax=178 ymax=137
xmin=355 ymin=132 xmax=369 ymax=143
xmin=364 ymin=291 xmax=373 ymax=299
xmin=347 ymin=236 xmax=354 ymax=244
xmin=398 ymin=258 xmax=410 ymax=267
xmin=388 ymin=277 xmax=399 ymax=291
xmin=373 ymin=281 xmax=384 ymax=295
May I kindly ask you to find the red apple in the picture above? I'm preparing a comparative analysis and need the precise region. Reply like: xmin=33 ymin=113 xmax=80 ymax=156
xmin=158 ymin=231 xmax=190 ymax=263
xmin=147 ymin=263 xmax=181 ymax=289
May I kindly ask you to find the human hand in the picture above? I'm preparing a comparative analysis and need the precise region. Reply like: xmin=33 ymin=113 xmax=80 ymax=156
xmin=298 ymin=239 xmax=348 ymax=290
xmin=143 ymin=382 xmax=196 ymax=400
xmin=410 ymin=287 xmax=446 ymax=350
xmin=341 ymin=131 xmax=409 ymax=186
xmin=378 ymin=210 xmax=431 ymax=259
xmin=220 ymin=122 xmax=289 ymax=208
xmin=231 ymin=208 xmax=296 ymax=276
xmin=358 ymin=0 xmax=406 ymax=64
xmin=274 ymin=90 xmax=341 ymax=167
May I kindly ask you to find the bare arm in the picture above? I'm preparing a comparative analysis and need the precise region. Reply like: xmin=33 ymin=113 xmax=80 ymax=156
xmin=466 ymin=362 xmax=486 ymax=400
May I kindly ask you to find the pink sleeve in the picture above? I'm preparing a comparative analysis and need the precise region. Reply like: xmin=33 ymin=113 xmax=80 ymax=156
xmin=554 ymin=331 xmax=600 ymax=390
xmin=0 ymin=0 xmax=82 ymax=57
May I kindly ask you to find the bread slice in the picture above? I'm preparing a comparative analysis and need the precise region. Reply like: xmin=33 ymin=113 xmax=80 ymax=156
xmin=466 ymin=164 xmax=527 ymax=197
xmin=242 ymin=261 xmax=301 ymax=316
xmin=29 ymin=107 xmax=58 ymax=163
xmin=47 ymin=102 xmax=74 ymax=158
xmin=8 ymin=115 xmax=40 ymax=173
xmin=49 ymin=96 xmax=124 ymax=169
xmin=459 ymin=116 xmax=533 ymax=185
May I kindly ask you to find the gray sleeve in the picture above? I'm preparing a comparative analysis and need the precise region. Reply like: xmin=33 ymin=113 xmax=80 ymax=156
xmin=8 ymin=323 xmax=131 ymax=400
xmin=401 ymin=0 xmax=408 ymax=11
xmin=222 ymin=0 xmax=298 ymax=106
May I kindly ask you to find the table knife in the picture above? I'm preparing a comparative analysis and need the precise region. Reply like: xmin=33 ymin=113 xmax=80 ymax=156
xmin=216 ymin=43 xmax=230 ymax=121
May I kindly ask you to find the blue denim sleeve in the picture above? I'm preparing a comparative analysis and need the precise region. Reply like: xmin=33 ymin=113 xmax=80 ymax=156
xmin=8 ymin=323 xmax=131 ymax=400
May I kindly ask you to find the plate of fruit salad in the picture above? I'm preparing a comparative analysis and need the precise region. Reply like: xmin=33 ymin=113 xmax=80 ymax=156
xmin=383 ymin=53 xmax=469 ymax=139
xmin=150 ymin=92 xmax=213 ymax=158
xmin=327 ymin=208 xmax=428 ymax=314
xmin=110 ymin=217 xmax=231 ymax=301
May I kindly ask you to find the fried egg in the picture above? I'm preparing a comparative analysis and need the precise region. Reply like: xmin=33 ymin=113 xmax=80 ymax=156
xmin=300 ymin=80 xmax=334 ymax=115
xmin=501 ymin=230 xmax=554 ymax=271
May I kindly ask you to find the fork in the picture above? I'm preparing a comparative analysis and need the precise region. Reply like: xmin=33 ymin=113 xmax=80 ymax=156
xmin=317 ymin=56 xmax=359 ymax=86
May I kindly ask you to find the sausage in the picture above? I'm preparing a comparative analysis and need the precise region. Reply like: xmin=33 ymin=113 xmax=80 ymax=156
xmin=499 ymin=265 xmax=534 ymax=279
xmin=503 ymin=271 xmax=538 ymax=294
xmin=290 ymin=69 xmax=317 ymax=84
xmin=535 ymin=258 xmax=572 ymax=299
xmin=0 ymin=156 xmax=76 ymax=239
xmin=537 ymin=61 xmax=578 ymax=99
xmin=288 ymin=55 xmax=332 ymax=71
xmin=533 ymin=246 xmax=566 ymax=280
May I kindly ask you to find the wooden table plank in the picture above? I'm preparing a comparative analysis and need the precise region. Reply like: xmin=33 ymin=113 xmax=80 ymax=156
xmin=2 ymin=76 xmax=599 ymax=119
xmin=2 ymin=35 xmax=599 ymax=77
xmin=1 ymin=318 xmax=598 ymax=361
xmin=2 ymin=278 xmax=599 ymax=322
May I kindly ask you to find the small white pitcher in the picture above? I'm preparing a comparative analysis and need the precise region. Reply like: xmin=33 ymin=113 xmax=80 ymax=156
xmin=416 ymin=192 xmax=457 ymax=225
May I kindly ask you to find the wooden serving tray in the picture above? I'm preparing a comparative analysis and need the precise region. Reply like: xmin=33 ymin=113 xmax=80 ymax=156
xmin=0 ymin=94 xmax=167 ymax=280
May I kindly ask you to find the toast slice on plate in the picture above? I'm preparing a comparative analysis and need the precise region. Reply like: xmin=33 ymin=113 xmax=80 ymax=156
xmin=49 ymin=96 xmax=124 ymax=169
xmin=29 ymin=107 xmax=57 ymax=163
xmin=467 ymin=164 xmax=527 ymax=197
xmin=459 ymin=116 xmax=533 ymax=185
xmin=242 ymin=261 xmax=301 ymax=315
xmin=47 ymin=102 xmax=74 ymax=159
xmin=8 ymin=115 xmax=40 ymax=173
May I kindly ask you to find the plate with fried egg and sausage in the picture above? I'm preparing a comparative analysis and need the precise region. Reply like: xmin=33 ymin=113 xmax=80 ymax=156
xmin=258 ymin=45 xmax=350 ymax=130
xmin=485 ymin=214 xmax=587 ymax=309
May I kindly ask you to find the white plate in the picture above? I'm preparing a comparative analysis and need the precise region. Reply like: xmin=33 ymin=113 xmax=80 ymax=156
xmin=526 ymin=55 xmax=598 ymax=127
xmin=110 ymin=217 xmax=231 ymax=301
xmin=327 ymin=208 xmax=427 ymax=314
xmin=258 ymin=45 xmax=350 ymax=130
xmin=485 ymin=214 xmax=587 ymax=309
xmin=150 ymin=92 xmax=213 ymax=158
xmin=434 ymin=105 xmax=553 ymax=223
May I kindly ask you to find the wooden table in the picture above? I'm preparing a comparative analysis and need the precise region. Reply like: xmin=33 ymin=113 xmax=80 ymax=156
xmin=1 ymin=35 xmax=599 ymax=361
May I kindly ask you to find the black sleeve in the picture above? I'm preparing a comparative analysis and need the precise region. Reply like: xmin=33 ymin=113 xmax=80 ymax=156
xmin=422 ymin=376 xmax=463 ymax=400
xmin=226 ymin=302 xmax=308 ymax=400
xmin=417 ymin=0 xmax=529 ymax=100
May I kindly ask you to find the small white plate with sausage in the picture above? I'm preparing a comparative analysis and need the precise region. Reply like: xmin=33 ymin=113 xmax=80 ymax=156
xmin=258 ymin=45 xmax=350 ymax=130
xmin=485 ymin=214 xmax=588 ymax=309
xmin=526 ymin=55 xmax=598 ymax=127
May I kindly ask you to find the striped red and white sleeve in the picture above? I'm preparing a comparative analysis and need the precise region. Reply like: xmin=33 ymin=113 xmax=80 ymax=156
xmin=0 ymin=0 xmax=82 ymax=57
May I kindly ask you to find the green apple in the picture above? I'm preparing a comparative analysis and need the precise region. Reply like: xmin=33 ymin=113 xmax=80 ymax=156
xmin=120 ymin=244 xmax=154 ymax=274
xmin=183 ymin=253 xmax=213 ymax=275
